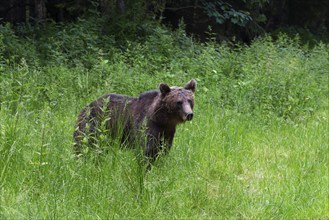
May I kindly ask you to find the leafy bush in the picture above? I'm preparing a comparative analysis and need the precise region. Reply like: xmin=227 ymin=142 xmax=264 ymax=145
xmin=202 ymin=1 xmax=252 ymax=26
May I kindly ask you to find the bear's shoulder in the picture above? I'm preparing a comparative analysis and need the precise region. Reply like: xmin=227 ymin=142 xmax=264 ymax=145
xmin=138 ymin=90 xmax=160 ymax=101
xmin=97 ymin=93 xmax=135 ymax=102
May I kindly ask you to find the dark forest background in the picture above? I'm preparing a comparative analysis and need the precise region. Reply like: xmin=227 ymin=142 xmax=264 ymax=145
xmin=1 ymin=0 xmax=328 ymax=43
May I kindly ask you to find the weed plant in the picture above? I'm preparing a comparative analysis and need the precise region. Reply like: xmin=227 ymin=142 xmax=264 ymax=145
xmin=0 ymin=18 xmax=328 ymax=219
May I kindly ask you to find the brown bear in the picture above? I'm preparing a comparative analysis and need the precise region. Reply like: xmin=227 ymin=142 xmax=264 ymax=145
xmin=73 ymin=79 xmax=196 ymax=161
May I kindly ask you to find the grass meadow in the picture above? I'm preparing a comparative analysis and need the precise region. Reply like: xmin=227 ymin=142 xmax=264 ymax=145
xmin=0 ymin=21 xmax=328 ymax=219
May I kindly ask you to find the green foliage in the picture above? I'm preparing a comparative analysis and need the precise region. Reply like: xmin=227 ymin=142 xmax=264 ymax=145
xmin=212 ymin=34 xmax=327 ymax=120
xmin=0 ymin=24 xmax=39 ymax=66
xmin=0 ymin=18 xmax=117 ymax=68
xmin=202 ymin=0 xmax=252 ymax=26
xmin=0 ymin=18 xmax=328 ymax=219
xmin=2 ymin=19 xmax=326 ymax=120
xmin=0 ymin=32 xmax=4 ymax=71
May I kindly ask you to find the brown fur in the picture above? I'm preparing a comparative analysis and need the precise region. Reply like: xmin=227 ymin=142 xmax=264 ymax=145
xmin=73 ymin=79 xmax=197 ymax=161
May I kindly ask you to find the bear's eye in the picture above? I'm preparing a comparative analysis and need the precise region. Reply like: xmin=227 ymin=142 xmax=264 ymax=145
xmin=188 ymin=99 xmax=194 ymax=107
xmin=176 ymin=101 xmax=183 ymax=107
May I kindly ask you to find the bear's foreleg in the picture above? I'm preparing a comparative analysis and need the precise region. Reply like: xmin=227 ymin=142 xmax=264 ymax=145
xmin=163 ymin=128 xmax=176 ymax=154
xmin=145 ymin=130 xmax=162 ymax=161
xmin=144 ymin=127 xmax=176 ymax=162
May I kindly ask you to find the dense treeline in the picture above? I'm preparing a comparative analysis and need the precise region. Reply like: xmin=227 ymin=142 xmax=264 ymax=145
xmin=0 ymin=0 xmax=328 ymax=42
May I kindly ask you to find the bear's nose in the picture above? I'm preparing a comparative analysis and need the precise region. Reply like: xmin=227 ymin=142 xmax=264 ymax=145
xmin=186 ymin=113 xmax=193 ymax=121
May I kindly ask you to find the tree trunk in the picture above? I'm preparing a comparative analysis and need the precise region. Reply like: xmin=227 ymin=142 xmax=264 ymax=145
xmin=9 ymin=0 xmax=14 ymax=22
xmin=25 ymin=0 xmax=30 ymax=22
xmin=34 ymin=0 xmax=46 ymax=23
xmin=116 ymin=0 xmax=125 ymax=14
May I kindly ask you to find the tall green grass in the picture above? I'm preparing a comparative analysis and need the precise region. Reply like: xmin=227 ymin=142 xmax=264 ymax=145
xmin=0 ymin=20 xmax=328 ymax=219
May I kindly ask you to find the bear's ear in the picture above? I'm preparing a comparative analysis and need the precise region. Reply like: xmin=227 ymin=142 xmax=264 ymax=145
xmin=159 ymin=83 xmax=171 ymax=95
xmin=184 ymin=79 xmax=197 ymax=93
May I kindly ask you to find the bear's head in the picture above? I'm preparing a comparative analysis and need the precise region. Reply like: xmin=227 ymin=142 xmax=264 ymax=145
xmin=159 ymin=79 xmax=197 ymax=124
